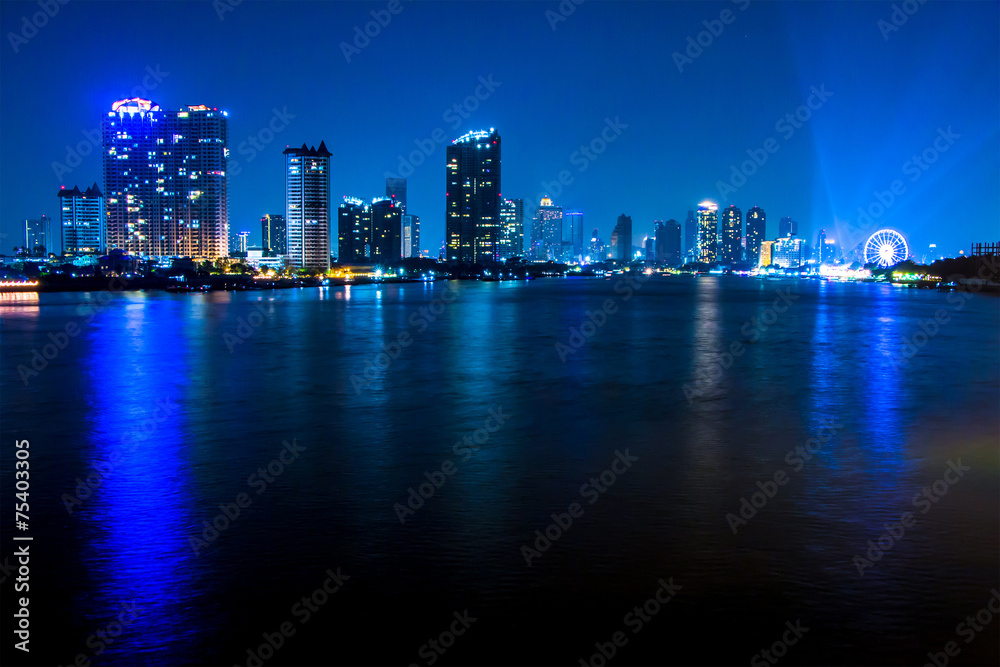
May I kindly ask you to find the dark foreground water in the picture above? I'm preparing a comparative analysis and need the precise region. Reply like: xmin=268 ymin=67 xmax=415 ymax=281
xmin=1 ymin=276 xmax=998 ymax=667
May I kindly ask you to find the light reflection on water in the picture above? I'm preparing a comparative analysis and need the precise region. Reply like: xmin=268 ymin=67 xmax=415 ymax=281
xmin=0 ymin=278 xmax=996 ymax=666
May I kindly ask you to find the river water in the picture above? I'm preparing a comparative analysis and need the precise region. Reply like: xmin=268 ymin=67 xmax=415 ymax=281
xmin=1 ymin=276 xmax=997 ymax=666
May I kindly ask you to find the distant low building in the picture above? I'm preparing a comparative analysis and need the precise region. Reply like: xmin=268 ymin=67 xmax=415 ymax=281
xmin=247 ymin=248 xmax=285 ymax=271
xmin=772 ymin=236 xmax=806 ymax=268
xmin=59 ymin=184 xmax=105 ymax=255
xmin=760 ymin=240 xmax=774 ymax=267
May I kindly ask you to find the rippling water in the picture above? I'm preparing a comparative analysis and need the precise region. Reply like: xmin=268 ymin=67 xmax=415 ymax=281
xmin=1 ymin=277 xmax=997 ymax=666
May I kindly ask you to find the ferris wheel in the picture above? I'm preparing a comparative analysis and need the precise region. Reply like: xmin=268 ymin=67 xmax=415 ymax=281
xmin=864 ymin=229 xmax=908 ymax=268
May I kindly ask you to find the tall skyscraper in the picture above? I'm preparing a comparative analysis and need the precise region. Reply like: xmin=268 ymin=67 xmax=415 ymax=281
xmin=261 ymin=214 xmax=286 ymax=255
xmin=445 ymin=128 xmax=501 ymax=263
xmin=103 ymin=98 xmax=229 ymax=259
xmin=565 ymin=210 xmax=584 ymax=259
xmin=402 ymin=214 xmax=420 ymax=258
xmin=535 ymin=197 xmax=563 ymax=260
xmin=684 ymin=210 xmax=696 ymax=257
xmin=653 ymin=221 xmax=666 ymax=263
xmin=696 ymin=201 xmax=719 ymax=263
xmin=284 ymin=141 xmax=331 ymax=271
xmin=370 ymin=198 xmax=402 ymax=264
xmin=779 ymin=216 xmax=798 ymax=238
xmin=656 ymin=219 xmax=682 ymax=266
xmin=590 ymin=227 xmax=605 ymax=260
xmin=499 ymin=198 xmax=524 ymax=259
xmin=236 ymin=231 xmax=250 ymax=254
xmin=23 ymin=216 xmax=51 ymax=255
xmin=338 ymin=197 xmax=370 ymax=262
xmin=385 ymin=178 xmax=407 ymax=214
xmin=817 ymin=229 xmax=838 ymax=264
xmin=745 ymin=206 xmax=765 ymax=266
xmin=720 ymin=205 xmax=742 ymax=264
xmin=59 ymin=184 xmax=105 ymax=255
xmin=611 ymin=214 xmax=632 ymax=262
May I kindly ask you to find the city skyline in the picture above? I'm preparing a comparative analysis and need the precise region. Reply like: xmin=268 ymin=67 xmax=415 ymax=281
xmin=2 ymin=1 xmax=996 ymax=259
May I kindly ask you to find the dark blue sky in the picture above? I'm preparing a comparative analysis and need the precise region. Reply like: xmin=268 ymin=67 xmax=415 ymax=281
xmin=2 ymin=0 xmax=997 ymax=258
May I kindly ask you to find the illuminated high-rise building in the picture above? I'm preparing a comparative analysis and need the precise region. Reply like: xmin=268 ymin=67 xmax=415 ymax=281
xmin=284 ymin=141 xmax=331 ymax=271
xmin=535 ymin=197 xmax=563 ymax=260
xmin=745 ymin=206 xmax=765 ymax=266
xmin=370 ymin=198 xmax=402 ymax=264
xmin=590 ymin=228 xmax=605 ymax=260
xmin=720 ymin=205 xmax=742 ymax=264
xmin=760 ymin=240 xmax=774 ymax=267
xmin=816 ymin=229 xmax=838 ymax=264
xmin=402 ymin=214 xmax=420 ymax=258
xmin=23 ymin=215 xmax=51 ymax=255
xmin=445 ymin=128 xmax=501 ymax=263
xmin=261 ymin=214 xmax=286 ymax=255
xmin=696 ymin=201 xmax=719 ymax=263
xmin=773 ymin=236 xmax=806 ymax=268
xmin=103 ymin=98 xmax=229 ymax=259
xmin=59 ymin=185 xmax=104 ymax=255
xmin=236 ymin=231 xmax=250 ymax=254
xmin=338 ymin=197 xmax=370 ymax=262
xmin=499 ymin=198 xmax=524 ymax=259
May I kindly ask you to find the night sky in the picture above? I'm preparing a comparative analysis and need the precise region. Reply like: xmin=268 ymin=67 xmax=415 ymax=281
xmin=1 ymin=0 xmax=997 ymax=258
